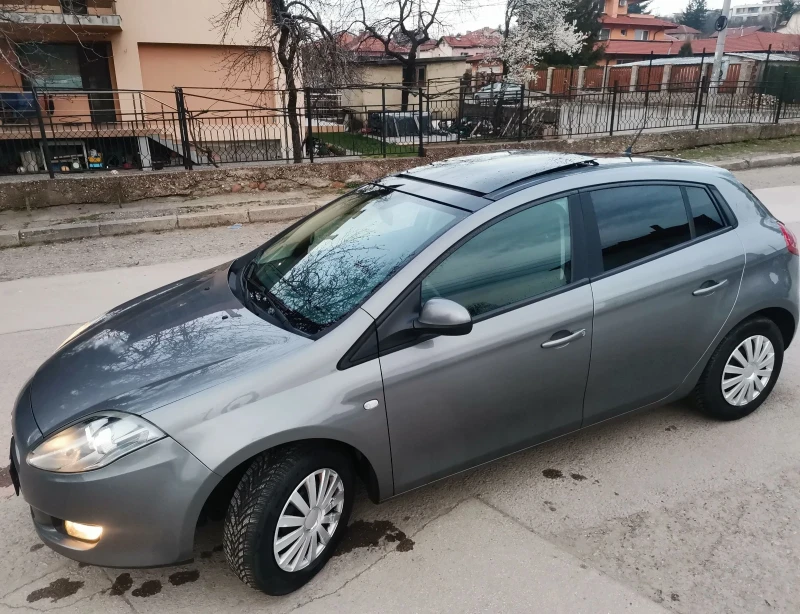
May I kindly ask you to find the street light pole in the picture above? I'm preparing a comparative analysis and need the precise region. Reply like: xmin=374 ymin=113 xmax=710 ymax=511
xmin=711 ymin=0 xmax=733 ymax=84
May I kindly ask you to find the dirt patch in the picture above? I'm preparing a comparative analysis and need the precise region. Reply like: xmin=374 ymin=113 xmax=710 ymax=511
xmin=29 ymin=543 xmax=44 ymax=552
xmin=0 ymin=465 xmax=11 ymax=488
xmin=542 ymin=468 xmax=564 ymax=479
xmin=335 ymin=520 xmax=414 ymax=556
xmin=109 ymin=573 xmax=133 ymax=596
xmin=131 ymin=580 xmax=162 ymax=598
xmin=570 ymin=473 xmax=588 ymax=481
xmin=27 ymin=578 xmax=84 ymax=603
xmin=168 ymin=570 xmax=200 ymax=586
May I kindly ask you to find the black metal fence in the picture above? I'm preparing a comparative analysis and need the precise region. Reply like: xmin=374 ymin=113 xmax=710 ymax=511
xmin=1 ymin=74 xmax=799 ymax=177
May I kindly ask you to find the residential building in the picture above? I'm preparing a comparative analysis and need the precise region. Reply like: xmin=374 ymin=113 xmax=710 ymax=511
xmin=690 ymin=30 xmax=800 ymax=53
xmin=0 ymin=0 xmax=277 ymax=173
xmin=419 ymin=28 xmax=503 ymax=58
xmin=664 ymin=25 xmax=702 ymax=41
xmin=599 ymin=0 xmax=677 ymax=42
xmin=729 ymin=0 xmax=780 ymax=26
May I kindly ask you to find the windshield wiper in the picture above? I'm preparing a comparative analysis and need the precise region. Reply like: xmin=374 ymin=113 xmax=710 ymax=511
xmin=242 ymin=262 xmax=295 ymax=332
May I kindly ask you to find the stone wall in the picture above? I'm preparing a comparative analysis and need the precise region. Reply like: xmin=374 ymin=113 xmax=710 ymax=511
xmin=3 ymin=121 xmax=800 ymax=211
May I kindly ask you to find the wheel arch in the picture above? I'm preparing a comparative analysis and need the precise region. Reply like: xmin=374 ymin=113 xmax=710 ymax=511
xmin=196 ymin=437 xmax=384 ymax=530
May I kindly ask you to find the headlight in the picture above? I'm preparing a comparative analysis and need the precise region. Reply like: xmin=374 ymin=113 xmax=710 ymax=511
xmin=27 ymin=412 xmax=165 ymax=473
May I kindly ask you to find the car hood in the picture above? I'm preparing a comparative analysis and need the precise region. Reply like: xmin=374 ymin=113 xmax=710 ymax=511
xmin=30 ymin=262 xmax=311 ymax=436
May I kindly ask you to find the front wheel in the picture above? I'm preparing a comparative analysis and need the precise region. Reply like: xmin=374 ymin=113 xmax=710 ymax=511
xmin=223 ymin=444 xmax=355 ymax=595
xmin=692 ymin=316 xmax=784 ymax=421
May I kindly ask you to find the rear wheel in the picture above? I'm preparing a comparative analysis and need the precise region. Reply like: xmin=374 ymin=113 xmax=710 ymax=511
xmin=692 ymin=317 xmax=784 ymax=420
xmin=223 ymin=444 xmax=354 ymax=595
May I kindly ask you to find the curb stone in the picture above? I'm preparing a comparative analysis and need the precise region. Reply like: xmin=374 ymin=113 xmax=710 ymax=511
xmin=99 ymin=216 xmax=178 ymax=236
xmin=717 ymin=152 xmax=800 ymax=171
xmin=0 ymin=230 xmax=20 ymax=248
xmin=19 ymin=222 xmax=99 ymax=245
xmin=2 ymin=205 xmax=318 ymax=249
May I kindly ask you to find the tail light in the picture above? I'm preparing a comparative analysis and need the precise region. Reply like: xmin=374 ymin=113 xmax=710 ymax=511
xmin=778 ymin=222 xmax=799 ymax=256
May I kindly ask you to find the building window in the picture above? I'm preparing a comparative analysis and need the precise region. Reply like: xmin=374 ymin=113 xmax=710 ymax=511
xmin=634 ymin=29 xmax=650 ymax=40
xmin=619 ymin=0 xmax=627 ymax=5
xmin=23 ymin=44 xmax=83 ymax=89
xmin=599 ymin=28 xmax=611 ymax=40
xmin=60 ymin=0 xmax=88 ymax=14
xmin=416 ymin=66 xmax=426 ymax=86
xmin=621 ymin=29 xmax=628 ymax=35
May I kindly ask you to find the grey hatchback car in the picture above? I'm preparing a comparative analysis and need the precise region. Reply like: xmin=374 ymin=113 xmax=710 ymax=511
xmin=10 ymin=151 xmax=799 ymax=595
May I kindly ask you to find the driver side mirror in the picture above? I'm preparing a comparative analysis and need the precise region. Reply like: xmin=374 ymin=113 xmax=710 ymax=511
xmin=413 ymin=298 xmax=473 ymax=336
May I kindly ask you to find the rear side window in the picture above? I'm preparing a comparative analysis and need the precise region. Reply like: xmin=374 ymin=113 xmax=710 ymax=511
xmin=589 ymin=185 xmax=691 ymax=272
xmin=685 ymin=187 xmax=724 ymax=236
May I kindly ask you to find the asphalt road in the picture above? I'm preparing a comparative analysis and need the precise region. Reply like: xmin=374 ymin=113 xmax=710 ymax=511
xmin=1 ymin=165 xmax=799 ymax=613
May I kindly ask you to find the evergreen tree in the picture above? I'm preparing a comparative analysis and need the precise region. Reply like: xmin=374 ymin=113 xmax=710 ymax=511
xmin=678 ymin=40 xmax=694 ymax=56
xmin=679 ymin=0 xmax=708 ymax=31
xmin=628 ymin=0 xmax=653 ymax=15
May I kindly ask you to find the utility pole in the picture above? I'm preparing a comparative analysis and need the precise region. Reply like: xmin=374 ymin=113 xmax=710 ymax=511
xmin=711 ymin=0 xmax=733 ymax=84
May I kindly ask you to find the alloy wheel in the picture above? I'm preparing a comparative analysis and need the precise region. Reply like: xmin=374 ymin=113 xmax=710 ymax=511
xmin=721 ymin=335 xmax=774 ymax=407
xmin=273 ymin=468 xmax=344 ymax=572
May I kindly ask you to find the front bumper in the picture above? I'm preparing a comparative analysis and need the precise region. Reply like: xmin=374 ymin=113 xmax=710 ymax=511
xmin=12 ymin=387 xmax=220 ymax=568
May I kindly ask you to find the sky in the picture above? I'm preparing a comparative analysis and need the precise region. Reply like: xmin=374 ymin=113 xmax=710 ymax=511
xmin=448 ymin=0 xmax=727 ymax=34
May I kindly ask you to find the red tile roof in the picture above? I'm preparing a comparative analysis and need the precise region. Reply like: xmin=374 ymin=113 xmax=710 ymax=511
xmin=339 ymin=32 xmax=409 ymax=55
xmin=691 ymin=31 xmax=800 ymax=53
xmin=599 ymin=40 xmax=680 ymax=55
xmin=710 ymin=25 xmax=762 ymax=38
xmin=600 ymin=15 xmax=678 ymax=28
xmin=441 ymin=28 xmax=502 ymax=48
xmin=665 ymin=24 xmax=701 ymax=35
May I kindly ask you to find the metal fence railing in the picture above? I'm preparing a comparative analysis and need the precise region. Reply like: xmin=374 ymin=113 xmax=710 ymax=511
xmin=1 ymin=75 xmax=799 ymax=177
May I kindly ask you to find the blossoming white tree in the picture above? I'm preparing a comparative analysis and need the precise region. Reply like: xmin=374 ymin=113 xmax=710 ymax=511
xmin=493 ymin=0 xmax=585 ymax=83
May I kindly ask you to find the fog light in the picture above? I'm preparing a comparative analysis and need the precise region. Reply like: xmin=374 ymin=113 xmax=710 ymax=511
xmin=64 ymin=520 xmax=103 ymax=542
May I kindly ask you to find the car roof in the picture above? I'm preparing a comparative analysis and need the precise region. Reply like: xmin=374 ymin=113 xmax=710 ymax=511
xmin=389 ymin=151 xmax=716 ymax=211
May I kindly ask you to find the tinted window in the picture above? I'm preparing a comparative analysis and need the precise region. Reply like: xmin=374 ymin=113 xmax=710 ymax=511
xmin=590 ymin=185 xmax=691 ymax=271
xmin=246 ymin=188 xmax=466 ymax=335
xmin=422 ymin=197 xmax=571 ymax=318
xmin=686 ymin=187 xmax=724 ymax=236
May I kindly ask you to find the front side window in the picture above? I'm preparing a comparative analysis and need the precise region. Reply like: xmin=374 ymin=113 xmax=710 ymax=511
xmin=589 ymin=185 xmax=691 ymax=271
xmin=22 ymin=44 xmax=83 ymax=89
xmin=421 ymin=197 xmax=571 ymax=318
xmin=635 ymin=29 xmax=650 ymax=40
xmin=244 ymin=187 xmax=466 ymax=335
xmin=599 ymin=28 xmax=611 ymax=40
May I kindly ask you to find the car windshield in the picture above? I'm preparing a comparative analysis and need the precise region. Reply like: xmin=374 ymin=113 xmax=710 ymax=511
xmin=243 ymin=186 xmax=467 ymax=335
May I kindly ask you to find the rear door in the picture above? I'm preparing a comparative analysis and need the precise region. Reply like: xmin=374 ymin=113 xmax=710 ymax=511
xmin=581 ymin=182 xmax=745 ymax=425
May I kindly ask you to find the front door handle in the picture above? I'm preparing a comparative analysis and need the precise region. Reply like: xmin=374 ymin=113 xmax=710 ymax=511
xmin=693 ymin=279 xmax=728 ymax=296
xmin=541 ymin=329 xmax=586 ymax=349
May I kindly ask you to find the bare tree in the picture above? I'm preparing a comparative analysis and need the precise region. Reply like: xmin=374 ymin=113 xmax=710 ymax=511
xmin=216 ymin=0 xmax=358 ymax=163
xmin=354 ymin=0 xmax=448 ymax=109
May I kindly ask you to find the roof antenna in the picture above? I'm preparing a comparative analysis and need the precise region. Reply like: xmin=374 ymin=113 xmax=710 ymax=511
xmin=624 ymin=52 xmax=656 ymax=157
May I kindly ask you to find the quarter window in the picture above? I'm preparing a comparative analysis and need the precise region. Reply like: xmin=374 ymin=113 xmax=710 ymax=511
xmin=589 ymin=185 xmax=691 ymax=271
xmin=421 ymin=197 xmax=571 ymax=318
xmin=685 ymin=186 xmax=725 ymax=236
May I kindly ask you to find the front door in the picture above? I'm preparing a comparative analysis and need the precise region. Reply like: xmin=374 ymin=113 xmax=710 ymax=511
xmin=581 ymin=183 xmax=745 ymax=425
xmin=379 ymin=195 xmax=593 ymax=493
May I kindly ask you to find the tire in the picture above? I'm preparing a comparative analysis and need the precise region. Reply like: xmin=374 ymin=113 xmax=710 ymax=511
xmin=223 ymin=443 xmax=355 ymax=595
xmin=692 ymin=316 xmax=784 ymax=421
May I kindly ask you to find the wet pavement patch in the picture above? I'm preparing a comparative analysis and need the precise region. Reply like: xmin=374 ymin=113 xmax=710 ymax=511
xmin=542 ymin=468 xmax=563 ymax=479
xmin=570 ymin=473 xmax=588 ymax=481
xmin=0 ymin=465 xmax=11 ymax=488
xmin=27 ymin=578 xmax=84 ymax=603
xmin=169 ymin=570 xmax=200 ymax=586
xmin=131 ymin=579 xmax=162 ymax=597
xmin=29 ymin=543 xmax=44 ymax=552
xmin=544 ymin=500 xmax=557 ymax=511
xmin=335 ymin=520 xmax=414 ymax=556
xmin=109 ymin=573 xmax=133 ymax=596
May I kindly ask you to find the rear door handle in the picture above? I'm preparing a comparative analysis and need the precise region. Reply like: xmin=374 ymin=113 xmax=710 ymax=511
xmin=693 ymin=279 xmax=728 ymax=296
xmin=541 ymin=329 xmax=586 ymax=349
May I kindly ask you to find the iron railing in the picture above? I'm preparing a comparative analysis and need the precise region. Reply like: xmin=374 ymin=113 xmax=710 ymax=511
xmin=0 ymin=75 xmax=798 ymax=177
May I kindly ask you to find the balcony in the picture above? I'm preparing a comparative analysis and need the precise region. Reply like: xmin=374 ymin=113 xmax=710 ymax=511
xmin=0 ymin=1 xmax=121 ymax=31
